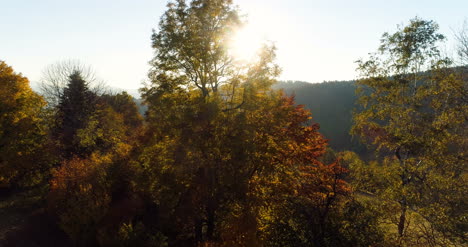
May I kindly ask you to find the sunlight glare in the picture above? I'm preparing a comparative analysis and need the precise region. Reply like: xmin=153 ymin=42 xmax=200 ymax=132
xmin=230 ymin=25 xmax=264 ymax=62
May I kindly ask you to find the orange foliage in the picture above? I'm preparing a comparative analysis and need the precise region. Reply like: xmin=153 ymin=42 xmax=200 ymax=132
xmin=297 ymin=161 xmax=350 ymax=208
xmin=48 ymin=154 xmax=112 ymax=244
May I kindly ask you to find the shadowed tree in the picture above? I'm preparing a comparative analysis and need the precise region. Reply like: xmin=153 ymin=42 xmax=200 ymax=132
xmin=135 ymin=1 xmax=348 ymax=246
xmin=53 ymin=71 xmax=97 ymax=159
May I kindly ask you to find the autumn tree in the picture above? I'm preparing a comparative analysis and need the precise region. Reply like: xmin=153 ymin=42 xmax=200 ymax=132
xmin=353 ymin=18 xmax=468 ymax=245
xmin=100 ymin=92 xmax=143 ymax=136
xmin=48 ymin=154 xmax=112 ymax=246
xmin=132 ymin=0 xmax=346 ymax=245
xmin=141 ymin=0 xmax=277 ymax=243
xmin=48 ymin=91 xmax=142 ymax=245
xmin=0 ymin=61 xmax=48 ymax=189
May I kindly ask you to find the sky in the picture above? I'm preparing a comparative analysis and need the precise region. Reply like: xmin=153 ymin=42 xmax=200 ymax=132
xmin=0 ymin=0 xmax=467 ymax=90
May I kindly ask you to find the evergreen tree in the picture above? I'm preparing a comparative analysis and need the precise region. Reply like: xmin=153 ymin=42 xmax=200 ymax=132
xmin=54 ymin=71 xmax=97 ymax=159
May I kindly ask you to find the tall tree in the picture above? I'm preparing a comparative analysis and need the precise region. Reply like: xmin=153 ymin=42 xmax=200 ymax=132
xmin=54 ymin=71 xmax=97 ymax=159
xmin=148 ymin=0 xmax=279 ymax=101
xmin=0 ymin=61 xmax=47 ymax=188
xmin=39 ymin=59 xmax=106 ymax=107
xmin=136 ymin=0 xmax=341 ymax=245
xmin=353 ymin=18 xmax=468 ymax=244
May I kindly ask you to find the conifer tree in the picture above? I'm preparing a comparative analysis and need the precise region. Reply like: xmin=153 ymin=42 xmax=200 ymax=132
xmin=54 ymin=71 xmax=97 ymax=159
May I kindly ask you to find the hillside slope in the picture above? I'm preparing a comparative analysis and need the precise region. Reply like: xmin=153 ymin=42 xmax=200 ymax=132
xmin=275 ymin=80 xmax=367 ymax=154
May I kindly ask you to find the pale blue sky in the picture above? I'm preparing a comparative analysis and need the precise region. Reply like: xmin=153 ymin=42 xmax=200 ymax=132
xmin=0 ymin=0 xmax=466 ymax=89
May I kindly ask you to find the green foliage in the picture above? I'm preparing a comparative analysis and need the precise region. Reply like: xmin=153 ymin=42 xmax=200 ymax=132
xmin=262 ymin=196 xmax=385 ymax=247
xmin=353 ymin=17 xmax=468 ymax=245
xmin=76 ymin=104 xmax=126 ymax=154
xmin=336 ymin=199 xmax=385 ymax=247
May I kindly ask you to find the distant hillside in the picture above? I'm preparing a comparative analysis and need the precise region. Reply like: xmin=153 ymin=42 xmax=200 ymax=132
xmin=275 ymin=80 xmax=367 ymax=154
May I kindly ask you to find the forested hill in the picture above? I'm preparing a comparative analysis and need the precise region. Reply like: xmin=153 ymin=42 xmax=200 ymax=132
xmin=274 ymin=80 xmax=367 ymax=154
xmin=276 ymin=65 xmax=468 ymax=154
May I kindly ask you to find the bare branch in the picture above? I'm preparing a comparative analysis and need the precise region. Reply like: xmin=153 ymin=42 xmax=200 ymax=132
xmin=454 ymin=19 xmax=468 ymax=65
xmin=39 ymin=59 xmax=108 ymax=106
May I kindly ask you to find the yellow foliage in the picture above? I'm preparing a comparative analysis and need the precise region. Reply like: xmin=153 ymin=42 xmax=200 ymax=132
xmin=0 ymin=61 xmax=47 ymax=188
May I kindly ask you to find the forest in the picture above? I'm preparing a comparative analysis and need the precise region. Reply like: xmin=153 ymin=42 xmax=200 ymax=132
xmin=0 ymin=0 xmax=467 ymax=246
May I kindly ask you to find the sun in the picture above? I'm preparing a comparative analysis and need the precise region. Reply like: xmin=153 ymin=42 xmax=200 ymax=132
xmin=229 ymin=25 xmax=264 ymax=62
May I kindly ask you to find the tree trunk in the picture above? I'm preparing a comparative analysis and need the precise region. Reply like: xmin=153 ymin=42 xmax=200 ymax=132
xmin=195 ymin=218 xmax=203 ymax=243
xmin=206 ymin=207 xmax=215 ymax=240
xmin=398 ymin=202 xmax=407 ymax=239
